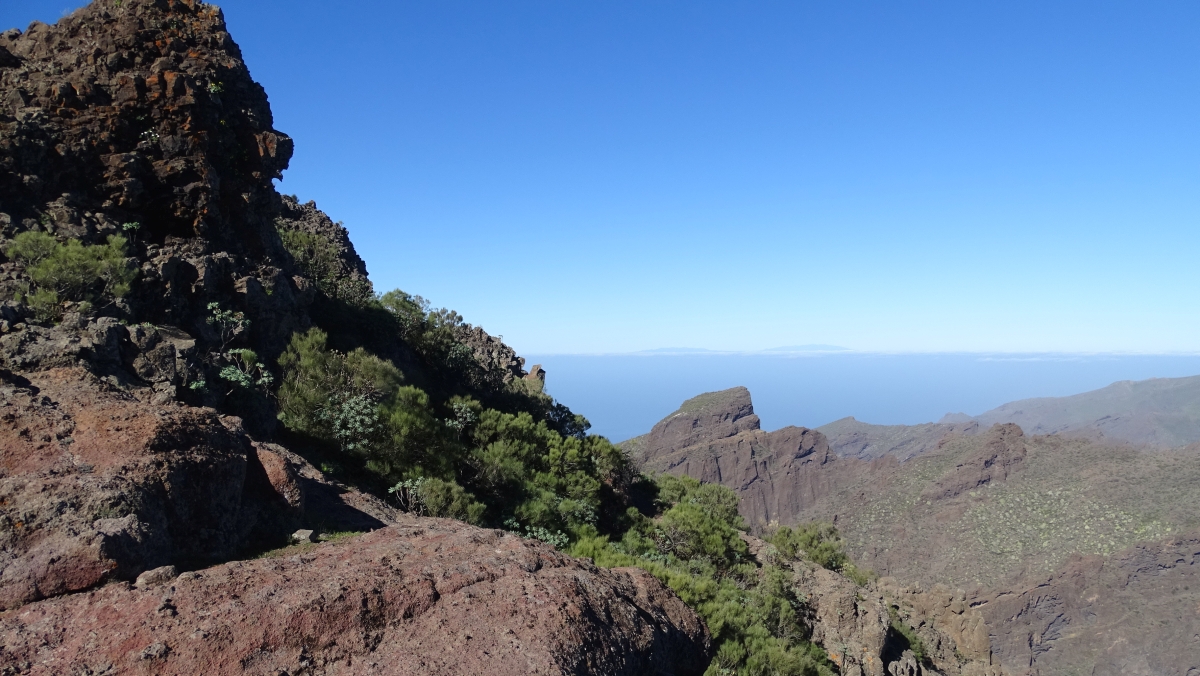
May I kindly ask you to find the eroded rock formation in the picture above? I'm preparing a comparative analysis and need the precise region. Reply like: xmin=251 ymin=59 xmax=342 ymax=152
xmin=626 ymin=386 xmax=843 ymax=526
xmin=0 ymin=517 xmax=711 ymax=676
xmin=923 ymin=423 xmax=1026 ymax=501
xmin=742 ymin=533 xmax=1004 ymax=676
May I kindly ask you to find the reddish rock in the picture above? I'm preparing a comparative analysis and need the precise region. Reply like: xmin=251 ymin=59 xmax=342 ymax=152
xmin=0 ymin=518 xmax=711 ymax=676
xmin=627 ymin=387 xmax=846 ymax=526
xmin=923 ymin=423 xmax=1027 ymax=501
xmin=0 ymin=366 xmax=288 ymax=610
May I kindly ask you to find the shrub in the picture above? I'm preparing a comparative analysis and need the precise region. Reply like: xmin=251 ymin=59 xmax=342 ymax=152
xmin=389 ymin=476 xmax=485 ymax=524
xmin=276 ymin=327 xmax=633 ymax=537
xmin=25 ymin=288 xmax=61 ymax=323
xmin=217 ymin=348 xmax=274 ymax=394
xmin=5 ymin=232 xmax=136 ymax=316
xmin=888 ymin=606 xmax=927 ymax=663
xmin=769 ymin=522 xmax=849 ymax=572
xmin=277 ymin=327 xmax=403 ymax=442
xmin=6 ymin=231 xmax=57 ymax=266
xmin=207 ymin=302 xmax=249 ymax=349
xmin=570 ymin=474 xmax=837 ymax=676
xmin=278 ymin=226 xmax=374 ymax=306
xmin=420 ymin=477 xmax=485 ymax=524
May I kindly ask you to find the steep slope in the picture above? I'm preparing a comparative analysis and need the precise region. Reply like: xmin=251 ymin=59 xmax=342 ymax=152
xmin=963 ymin=374 xmax=1200 ymax=448
xmin=623 ymin=386 xmax=847 ymax=527
xmin=818 ymin=417 xmax=981 ymax=461
xmin=822 ymin=374 xmax=1200 ymax=462
xmin=789 ymin=432 xmax=1200 ymax=675
xmin=634 ymin=387 xmax=1200 ymax=675
xmin=0 ymin=3 xmax=711 ymax=673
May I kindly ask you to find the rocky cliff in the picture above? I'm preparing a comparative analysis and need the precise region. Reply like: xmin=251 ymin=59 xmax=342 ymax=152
xmin=624 ymin=386 xmax=846 ymax=527
xmin=636 ymin=387 xmax=1200 ymax=675
xmin=817 ymin=417 xmax=982 ymax=462
xmin=0 ymin=2 xmax=709 ymax=673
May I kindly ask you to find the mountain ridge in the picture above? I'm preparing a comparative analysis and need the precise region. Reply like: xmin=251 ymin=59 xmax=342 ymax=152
xmin=820 ymin=373 xmax=1200 ymax=460
xmin=631 ymin=385 xmax=1200 ymax=675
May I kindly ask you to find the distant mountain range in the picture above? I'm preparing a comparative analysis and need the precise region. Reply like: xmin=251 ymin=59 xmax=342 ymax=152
xmin=820 ymin=373 xmax=1200 ymax=460
xmin=625 ymin=383 xmax=1200 ymax=674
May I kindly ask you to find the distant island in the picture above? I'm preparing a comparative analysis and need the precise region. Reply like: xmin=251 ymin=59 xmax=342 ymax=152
xmin=633 ymin=345 xmax=851 ymax=355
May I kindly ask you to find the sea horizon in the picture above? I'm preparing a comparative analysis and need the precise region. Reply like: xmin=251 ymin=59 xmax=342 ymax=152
xmin=524 ymin=351 xmax=1200 ymax=443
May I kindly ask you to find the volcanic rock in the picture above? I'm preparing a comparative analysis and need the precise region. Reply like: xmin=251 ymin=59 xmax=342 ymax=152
xmin=626 ymin=387 xmax=844 ymax=526
xmin=0 ymin=6 xmax=714 ymax=674
xmin=922 ymin=423 xmax=1026 ymax=501
xmin=0 ymin=517 xmax=711 ymax=676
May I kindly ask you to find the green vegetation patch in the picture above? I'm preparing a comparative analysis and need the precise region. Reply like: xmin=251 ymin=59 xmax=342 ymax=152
xmin=573 ymin=475 xmax=839 ymax=676
xmin=677 ymin=389 xmax=743 ymax=415
xmin=5 ymin=231 xmax=137 ymax=321
xmin=277 ymin=327 xmax=630 ymax=536
xmin=277 ymin=225 xmax=374 ymax=307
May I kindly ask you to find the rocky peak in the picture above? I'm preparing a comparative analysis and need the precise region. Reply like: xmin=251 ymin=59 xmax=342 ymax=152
xmin=641 ymin=386 xmax=761 ymax=455
xmin=0 ymin=0 xmax=291 ymax=253
xmin=628 ymin=387 xmax=838 ymax=526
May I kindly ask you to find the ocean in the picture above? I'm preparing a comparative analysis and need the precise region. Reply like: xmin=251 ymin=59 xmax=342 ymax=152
xmin=523 ymin=352 xmax=1200 ymax=443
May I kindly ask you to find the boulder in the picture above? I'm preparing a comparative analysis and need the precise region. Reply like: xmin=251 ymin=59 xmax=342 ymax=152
xmin=0 ymin=519 xmax=712 ymax=676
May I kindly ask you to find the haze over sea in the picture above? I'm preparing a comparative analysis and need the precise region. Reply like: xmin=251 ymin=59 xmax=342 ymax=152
xmin=528 ymin=351 xmax=1200 ymax=443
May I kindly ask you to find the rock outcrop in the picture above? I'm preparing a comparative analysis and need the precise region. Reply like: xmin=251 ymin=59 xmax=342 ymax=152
xmin=0 ymin=362 xmax=400 ymax=611
xmin=743 ymin=533 xmax=1004 ymax=676
xmin=0 ymin=4 xmax=712 ymax=673
xmin=972 ymin=529 xmax=1200 ymax=676
xmin=922 ymin=423 xmax=1026 ymax=501
xmin=818 ymin=417 xmax=982 ymax=462
xmin=0 ymin=517 xmax=712 ymax=676
xmin=626 ymin=387 xmax=842 ymax=525
xmin=878 ymin=580 xmax=1001 ymax=676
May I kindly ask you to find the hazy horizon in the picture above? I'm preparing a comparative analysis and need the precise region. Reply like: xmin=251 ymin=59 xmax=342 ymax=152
xmin=527 ymin=352 xmax=1200 ymax=442
xmin=528 ymin=347 xmax=1200 ymax=357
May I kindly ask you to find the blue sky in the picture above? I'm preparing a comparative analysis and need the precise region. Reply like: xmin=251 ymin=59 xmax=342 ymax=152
xmin=7 ymin=1 xmax=1200 ymax=354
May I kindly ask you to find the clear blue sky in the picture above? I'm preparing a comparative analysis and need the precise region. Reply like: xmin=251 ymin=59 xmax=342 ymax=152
xmin=7 ymin=1 xmax=1199 ymax=354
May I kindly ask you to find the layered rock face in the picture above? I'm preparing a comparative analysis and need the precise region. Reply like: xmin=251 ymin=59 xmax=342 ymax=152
xmin=0 ymin=517 xmax=711 ymax=676
xmin=922 ymin=423 xmax=1026 ymax=501
xmin=818 ymin=417 xmax=982 ymax=462
xmin=625 ymin=387 xmax=845 ymax=526
xmin=974 ymin=530 xmax=1200 ymax=676
xmin=741 ymin=533 xmax=1004 ymax=676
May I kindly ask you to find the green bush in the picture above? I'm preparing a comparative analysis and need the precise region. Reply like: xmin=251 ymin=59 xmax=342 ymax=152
xmin=420 ymin=477 xmax=486 ymax=524
xmin=769 ymin=522 xmax=849 ymax=572
xmin=5 ymin=232 xmax=136 ymax=318
xmin=276 ymin=326 xmax=632 ymax=539
xmin=6 ymin=231 xmax=57 ymax=266
xmin=25 ymin=288 xmax=62 ymax=323
xmin=888 ymin=606 xmax=927 ymax=663
xmin=217 ymin=348 xmax=274 ymax=394
xmin=277 ymin=327 xmax=403 ymax=439
xmin=571 ymin=476 xmax=836 ymax=676
xmin=277 ymin=226 xmax=374 ymax=306
xmin=654 ymin=475 xmax=747 ymax=570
